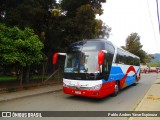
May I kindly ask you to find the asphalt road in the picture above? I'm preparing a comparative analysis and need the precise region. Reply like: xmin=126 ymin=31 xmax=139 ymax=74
xmin=0 ymin=73 xmax=158 ymax=120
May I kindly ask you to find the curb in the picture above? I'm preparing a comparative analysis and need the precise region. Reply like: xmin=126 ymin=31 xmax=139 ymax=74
xmin=0 ymin=88 xmax=62 ymax=102
xmin=128 ymin=74 xmax=160 ymax=120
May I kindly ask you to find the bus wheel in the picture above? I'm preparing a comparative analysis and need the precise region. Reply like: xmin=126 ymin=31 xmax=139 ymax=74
xmin=133 ymin=78 xmax=138 ymax=86
xmin=112 ymin=81 xmax=119 ymax=97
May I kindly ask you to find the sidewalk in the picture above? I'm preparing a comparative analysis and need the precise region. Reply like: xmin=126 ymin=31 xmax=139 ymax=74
xmin=129 ymin=74 xmax=160 ymax=120
xmin=0 ymin=84 xmax=62 ymax=102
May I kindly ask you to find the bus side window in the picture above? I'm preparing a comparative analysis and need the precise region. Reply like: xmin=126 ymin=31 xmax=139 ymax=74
xmin=104 ymin=43 xmax=115 ymax=73
xmin=103 ymin=56 xmax=109 ymax=72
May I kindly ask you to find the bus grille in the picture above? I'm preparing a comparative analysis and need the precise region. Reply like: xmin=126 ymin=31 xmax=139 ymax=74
xmin=66 ymin=85 xmax=91 ymax=90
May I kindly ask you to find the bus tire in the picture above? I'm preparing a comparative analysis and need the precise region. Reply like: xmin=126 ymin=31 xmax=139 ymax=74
xmin=112 ymin=81 xmax=119 ymax=97
xmin=133 ymin=77 xmax=139 ymax=86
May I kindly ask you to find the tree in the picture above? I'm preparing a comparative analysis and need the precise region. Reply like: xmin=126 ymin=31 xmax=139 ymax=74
xmin=0 ymin=0 xmax=56 ymax=31
xmin=0 ymin=0 xmax=63 ymax=70
xmin=76 ymin=4 xmax=95 ymax=39
xmin=61 ymin=0 xmax=106 ymax=17
xmin=145 ymin=54 xmax=155 ymax=63
xmin=147 ymin=61 xmax=160 ymax=67
xmin=0 ymin=0 xmax=111 ymax=74
xmin=121 ymin=33 xmax=147 ymax=63
xmin=0 ymin=0 xmax=110 ymax=52
xmin=95 ymin=19 xmax=111 ymax=38
xmin=0 ymin=23 xmax=44 ymax=83
xmin=60 ymin=0 xmax=109 ymax=50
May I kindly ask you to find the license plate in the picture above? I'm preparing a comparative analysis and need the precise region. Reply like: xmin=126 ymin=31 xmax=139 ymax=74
xmin=75 ymin=91 xmax=81 ymax=94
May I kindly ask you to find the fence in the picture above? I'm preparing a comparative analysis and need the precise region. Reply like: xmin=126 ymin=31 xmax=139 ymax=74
xmin=0 ymin=60 xmax=64 ymax=92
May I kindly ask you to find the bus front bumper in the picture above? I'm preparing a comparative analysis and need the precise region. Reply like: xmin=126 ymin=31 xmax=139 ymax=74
xmin=63 ymin=86 xmax=105 ymax=98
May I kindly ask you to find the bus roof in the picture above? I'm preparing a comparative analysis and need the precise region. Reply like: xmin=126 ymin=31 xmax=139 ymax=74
xmin=117 ymin=46 xmax=140 ymax=59
xmin=70 ymin=39 xmax=113 ymax=46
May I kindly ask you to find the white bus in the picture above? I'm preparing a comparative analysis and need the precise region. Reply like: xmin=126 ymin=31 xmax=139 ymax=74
xmin=53 ymin=39 xmax=141 ymax=98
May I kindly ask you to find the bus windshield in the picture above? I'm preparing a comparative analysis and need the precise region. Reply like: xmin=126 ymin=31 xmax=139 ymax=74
xmin=64 ymin=41 xmax=104 ymax=74
xmin=64 ymin=51 xmax=99 ymax=73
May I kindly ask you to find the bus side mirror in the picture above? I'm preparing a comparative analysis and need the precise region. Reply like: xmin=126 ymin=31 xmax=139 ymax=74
xmin=98 ymin=50 xmax=107 ymax=65
xmin=53 ymin=53 xmax=66 ymax=64
xmin=53 ymin=53 xmax=59 ymax=64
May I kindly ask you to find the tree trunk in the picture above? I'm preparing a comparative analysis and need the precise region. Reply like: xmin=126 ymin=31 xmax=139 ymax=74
xmin=19 ymin=67 xmax=23 ymax=86
xmin=42 ymin=62 xmax=45 ymax=82
xmin=23 ymin=66 xmax=30 ymax=84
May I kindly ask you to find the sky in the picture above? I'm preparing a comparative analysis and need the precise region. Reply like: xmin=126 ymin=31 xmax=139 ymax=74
xmin=97 ymin=0 xmax=160 ymax=54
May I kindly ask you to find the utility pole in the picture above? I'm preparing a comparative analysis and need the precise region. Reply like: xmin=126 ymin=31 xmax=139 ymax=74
xmin=156 ymin=0 xmax=160 ymax=34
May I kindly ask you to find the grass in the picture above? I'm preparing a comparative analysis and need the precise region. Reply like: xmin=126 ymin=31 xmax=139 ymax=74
xmin=31 ymin=76 xmax=48 ymax=80
xmin=0 ymin=76 xmax=17 ymax=82
xmin=0 ymin=76 xmax=49 ymax=82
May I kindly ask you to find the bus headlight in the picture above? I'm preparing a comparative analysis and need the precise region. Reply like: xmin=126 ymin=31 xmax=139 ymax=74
xmin=63 ymin=83 xmax=68 ymax=87
xmin=90 ymin=84 xmax=102 ymax=90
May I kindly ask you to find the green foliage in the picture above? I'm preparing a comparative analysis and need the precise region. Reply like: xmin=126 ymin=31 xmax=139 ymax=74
xmin=61 ymin=0 xmax=106 ymax=16
xmin=151 ymin=53 xmax=160 ymax=62
xmin=147 ymin=61 xmax=160 ymax=67
xmin=123 ymin=33 xmax=142 ymax=53
xmin=0 ymin=0 xmax=110 ymax=61
xmin=51 ymin=9 xmax=61 ymax=17
xmin=145 ymin=54 xmax=155 ymax=63
xmin=0 ymin=0 xmax=54 ymax=31
xmin=0 ymin=0 xmax=112 ymax=83
xmin=0 ymin=76 xmax=16 ymax=81
xmin=60 ymin=0 xmax=110 ymax=50
xmin=76 ymin=4 xmax=95 ymax=39
xmin=122 ymin=33 xmax=150 ymax=63
xmin=0 ymin=23 xmax=44 ymax=67
xmin=95 ymin=19 xmax=111 ymax=38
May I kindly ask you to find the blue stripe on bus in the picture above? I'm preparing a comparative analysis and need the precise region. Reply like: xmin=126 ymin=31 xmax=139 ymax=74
xmin=108 ymin=66 xmax=124 ymax=82
xmin=101 ymin=66 xmax=140 ymax=85
xmin=136 ymin=67 xmax=140 ymax=74
xmin=102 ymin=79 xmax=107 ymax=84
